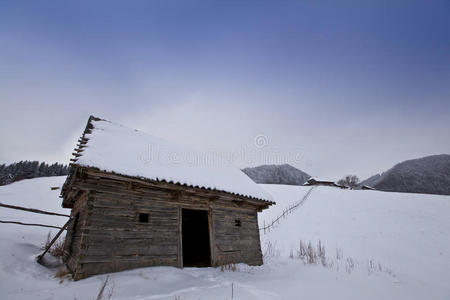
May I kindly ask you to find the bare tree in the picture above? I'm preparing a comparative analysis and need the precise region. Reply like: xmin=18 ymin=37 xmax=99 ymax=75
xmin=337 ymin=175 xmax=359 ymax=189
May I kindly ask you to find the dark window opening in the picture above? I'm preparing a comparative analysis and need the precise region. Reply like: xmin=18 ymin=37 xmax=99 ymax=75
xmin=182 ymin=209 xmax=211 ymax=267
xmin=138 ymin=213 xmax=149 ymax=223
xmin=235 ymin=219 xmax=241 ymax=227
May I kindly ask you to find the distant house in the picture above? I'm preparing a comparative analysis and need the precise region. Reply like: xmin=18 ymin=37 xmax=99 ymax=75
xmin=303 ymin=178 xmax=347 ymax=189
xmin=360 ymin=185 xmax=376 ymax=190
xmin=61 ymin=116 xmax=274 ymax=280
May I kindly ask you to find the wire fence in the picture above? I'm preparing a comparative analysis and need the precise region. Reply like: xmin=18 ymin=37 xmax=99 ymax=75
xmin=259 ymin=186 xmax=315 ymax=234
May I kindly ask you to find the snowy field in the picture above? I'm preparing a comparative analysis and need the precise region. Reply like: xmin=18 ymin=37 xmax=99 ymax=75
xmin=0 ymin=177 xmax=449 ymax=299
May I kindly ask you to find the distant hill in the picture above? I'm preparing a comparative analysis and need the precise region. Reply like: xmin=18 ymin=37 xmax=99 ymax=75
xmin=359 ymin=154 xmax=450 ymax=195
xmin=242 ymin=164 xmax=310 ymax=185
xmin=0 ymin=161 xmax=69 ymax=186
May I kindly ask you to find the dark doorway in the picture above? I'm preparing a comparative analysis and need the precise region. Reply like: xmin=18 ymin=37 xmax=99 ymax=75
xmin=182 ymin=209 xmax=211 ymax=267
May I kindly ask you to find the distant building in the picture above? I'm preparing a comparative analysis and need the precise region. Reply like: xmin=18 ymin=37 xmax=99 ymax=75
xmin=303 ymin=178 xmax=347 ymax=189
xmin=360 ymin=185 xmax=376 ymax=190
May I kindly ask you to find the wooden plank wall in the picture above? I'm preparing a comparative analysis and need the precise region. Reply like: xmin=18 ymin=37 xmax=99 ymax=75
xmin=63 ymin=169 xmax=265 ymax=279
xmin=212 ymin=207 xmax=263 ymax=266
xmin=72 ymin=191 xmax=179 ymax=279
xmin=63 ymin=191 xmax=89 ymax=273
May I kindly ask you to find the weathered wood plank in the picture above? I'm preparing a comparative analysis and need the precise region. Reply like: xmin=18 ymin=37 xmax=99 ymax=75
xmin=74 ymin=256 xmax=179 ymax=279
xmin=85 ymin=244 xmax=178 ymax=256
xmin=63 ymin=165 xmax=266 ymax=280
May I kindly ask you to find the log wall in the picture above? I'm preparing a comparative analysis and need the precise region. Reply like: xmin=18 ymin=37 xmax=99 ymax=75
xmin=62 ymin=167 xmax=266 ymax=280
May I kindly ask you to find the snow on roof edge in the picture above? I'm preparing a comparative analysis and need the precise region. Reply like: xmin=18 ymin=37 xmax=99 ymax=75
xmin=70 ymin=116 xmax=274 ymax=204
xmin=73 ymin=164 xmax=275 ymax=204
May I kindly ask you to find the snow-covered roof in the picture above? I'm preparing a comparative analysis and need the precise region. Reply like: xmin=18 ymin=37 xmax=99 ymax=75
xmin=71 ymin=116 xmax=273 ymax=203
xmin=305 ymin=177 xmax=337 ymax=183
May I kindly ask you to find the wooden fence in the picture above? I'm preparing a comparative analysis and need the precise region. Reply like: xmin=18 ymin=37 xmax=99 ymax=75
xmin=0 ymin=201 xmax=72 ymax=261
xmin=259 ymin=186 xmax=315 ymax=234
xmin=0 ymin=201 xmax=69 ymax=230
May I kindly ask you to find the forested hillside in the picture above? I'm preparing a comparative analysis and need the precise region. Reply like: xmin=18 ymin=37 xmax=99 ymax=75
xmin=0 ymin=161 xmax=69 ymax=186
xmin=242 ymin=164 xmax=310 ymax=185
xmin=359 ymin=154 xmax=450 ymax=195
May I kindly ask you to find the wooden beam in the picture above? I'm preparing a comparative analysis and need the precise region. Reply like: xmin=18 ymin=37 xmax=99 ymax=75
xmin=0 ymin=220 xmax=64 ymax=230
xmin=0 ymin=202 xmax=70 ymax=217
xmin=37 ymin=218 xmax=72 ymax=262
xmin=178 ymin=207 xmax=183 ymax=268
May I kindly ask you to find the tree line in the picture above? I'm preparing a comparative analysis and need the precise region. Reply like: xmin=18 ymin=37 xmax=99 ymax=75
xmin=0 ymin=161 xmax=69 ymax=186
xmin=337 ymin=175 xmax=360 ymax=189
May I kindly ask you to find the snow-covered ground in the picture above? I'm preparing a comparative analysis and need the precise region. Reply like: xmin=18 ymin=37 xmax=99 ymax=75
xmin=0 ymin=177 xmax=449 ymax=299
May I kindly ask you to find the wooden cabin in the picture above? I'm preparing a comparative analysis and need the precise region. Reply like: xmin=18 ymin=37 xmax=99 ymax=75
xmin=303 ymin=178 xmax=347 ymax=189
xmin=61 ymin=116 xmax=274 ymax=280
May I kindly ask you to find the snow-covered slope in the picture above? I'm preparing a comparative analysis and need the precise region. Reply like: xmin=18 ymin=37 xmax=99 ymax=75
xmin=259 ymin=184 xmax=450 ymax=300
xmin=0 ymin=177 xmax=70 ymax=299
xmin=0 ymin=178 xmax=449 ymax=300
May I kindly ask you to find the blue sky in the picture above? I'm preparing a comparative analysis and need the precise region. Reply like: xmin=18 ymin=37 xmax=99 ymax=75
xmin=1 ymin=0 xmax=449 ymax=179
